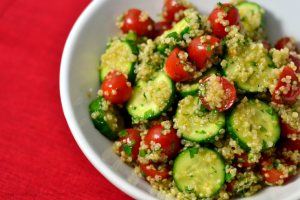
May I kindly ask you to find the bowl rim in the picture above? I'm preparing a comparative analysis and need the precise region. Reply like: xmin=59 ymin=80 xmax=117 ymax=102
xmin=59 ymin=0 xmax=157 ymax=199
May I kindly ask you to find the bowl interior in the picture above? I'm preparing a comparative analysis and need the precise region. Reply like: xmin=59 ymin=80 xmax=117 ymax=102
xmin=60 ymin=0 xmax=300 ymax=199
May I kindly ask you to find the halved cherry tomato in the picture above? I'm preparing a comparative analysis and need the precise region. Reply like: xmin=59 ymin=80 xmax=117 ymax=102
xmin=279 ymin=117 xmax=299 ymax=138
xmin=118 ymin=129 xmax=141 ymax=161
xmin=262 ymin=40 xmax=272 ymax=51
xmin=259 ymin=156 xmax=292 ymax=184
xmin=280 ymin=139 xmax=300 ymax=152
xmin=102 ymin=71 xmax=132 ymax=104
xmin=120 ymin=9 xmax=155 ymax=38
xmin=200 ymin=75 xmax=236 ymax=112
xmin=164 ymin=47 xmax=197 ymax=82
xmin=235 ymin=153 xmax=256 ymax=168
xmin=154 ymin=21 xmax=172 ymax=37
xmin=208 ymin=3 xmax=240 ymax=38
xmin=289 ymin=53 xmax=300 ymax=73
xmin=188 ymin=35 xmax=220 ymax=69
xmin=162 ymin=0 xmax=188 ymax=22
xmin=144 ymin=124 xmax=181 ymax=159
xmin=275 ymin=37 xmax=299 ymax=53
xmin=272 ymin=66 xmax=300 ymax=104
xmin=140 ymin=162 xmax=170 ymax=180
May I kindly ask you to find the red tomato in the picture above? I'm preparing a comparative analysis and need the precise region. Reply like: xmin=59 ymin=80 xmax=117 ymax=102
xmin=200 ymin=75 xmax=236 ymax=112
xmin=102 ymin=71 xmax=132 ymax=104
xmin=289 ymin=53 xmax=300 ymax=74
xmin=275 ymin=37 xmax=299 ymax=53
xmin=272 ymin=66 xmax=300 ymax=104
xmin=120 ymin=9 xmax=155 ymax=38
xmin=154 ymin=21 xmax=172 ymax=37
xmin=262 ymin=40 xmax=272 ymax=51
xmin=162 ymin=0 xmax=188 ymax=22
xmin=226 ymin=179 xmax=236 ymax=192
xmin=118 ymin=129 xmax=141 ymax=161
xmin=208 ymin=3 xmax=240 ymax=38
xmin=279 ymin=117 xmax=299 ymax=138
xmin=235 ymin=153 xmax=256 ymax=168
xmin=144 ymin=125 xmax=181 ymax=159
xmin=140 ymin=162 xmax=170 ymax=180
xmin=188 ymin=36 xmax=220 ymax=69
xmin=259 ymin=156 xmax=292 ymax=184
xmin=280 ymin=139 xmax=300 ymax=152
xmin=164 ymin=47 xmax=196 ymax=82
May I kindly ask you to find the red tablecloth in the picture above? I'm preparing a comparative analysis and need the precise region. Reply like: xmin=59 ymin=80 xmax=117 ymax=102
xmin=0 ymin=0 xmax=133 ymax=199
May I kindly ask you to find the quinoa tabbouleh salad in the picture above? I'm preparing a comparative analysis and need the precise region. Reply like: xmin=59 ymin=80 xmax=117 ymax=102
xmin=89 ymin=0 xmax=300 ymax=199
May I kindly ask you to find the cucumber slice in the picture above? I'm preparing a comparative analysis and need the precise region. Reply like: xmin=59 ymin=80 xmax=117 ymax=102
xmin=173 ymin=147 xmax=225 ymax=198
xmin=222 ymin=43 xmax=275 ymax=93
xmin=178 ymin=66 xmax=219 ymax=97
xmin=99 ymin=40 xmax=138 ymax=83
xmin=89 ymin=97 xmax=125 ymax=140
xmin=126 ymin=70 xmax=175 ymax=123
xmin=174 ymin=96 xmax=226 ymax=143
xmin=157 ymin=18 xmax=189 ymax=55
xmin=227 ymin=99 xmax=280 ymax=152
xmin=236 ymin=2 xmax=265 ymax=39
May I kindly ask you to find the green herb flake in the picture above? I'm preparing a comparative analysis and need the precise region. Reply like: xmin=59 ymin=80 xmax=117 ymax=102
xmin=157 ymin=88 xmax=161 ymax=91
xmin=223 ymin=6 xmax=232 ymax=13
xmin=198 ymin=43 xmax=203 ymax=46
xmin=241 ymin=16 xmax=246 ymax=21
xmin=254 ymin=177 xmax=258 ymax=182
xmin=226 ymin=173 xmax=233 ymax=183
xmin=116 ymin=88 xmax=121 ymax=91
xmin=268 ymin=164 xmax=273 ymax=170
xmin=152 ymin=163 xmax=159 ymax=170
xmin=171 ymin=140 xmax=175 ymax=149
xmin=260 ymin=126 xmax=267 ymax=132
xmin=211 ymin=166 xmax=217 ymax=174
xmin=142 ymin=170 xmax=146 ymax=178
xmin=207 ymin=45 xmax=212 ymax=51
xmin=237 ymin=158 xmax=245 ymax=163
xmin=139 ymin=150 xmax=146 ymax=157
xmin=143 ymin=92 xmax=147 ymax=99
xmin=261 ymin=109 xmax=264 ymax=113
xmin=212 ymin=109 xmax=219 ymax=114
xmin=217 ymin=2 xmax=225 ymax=8
xmin=210 ymin=24 xmax=214 ymax=29
xmin=250 ymin=125 xmax=253 ymax=132
xmin=132 ymin=107 xmax=137 ymax=110
xmin=122 ymin=144 xmax=132 ymax=156
xmin=289 ymin=170 xmax=294 ymax=175
xmin=184 ymin=186 xmax=193 ymax=194
xmin=147 ymin=62 xmax=156 ymax=69
xmin=119 ymin=130 xmax=129 ymax=137
xmin=248 ymin=154 xmax=253 ymax=160
xmin=176 ymin=53 xmax=179 ymax=58
xmin=200 ymin=130 xmax=206 ymax=134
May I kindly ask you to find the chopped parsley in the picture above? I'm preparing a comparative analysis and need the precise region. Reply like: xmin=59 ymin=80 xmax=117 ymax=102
xmin=237 ymin=158 xmax=245 ymax=163
xmin=250 ymin=62 xmax=257 ymax=66
xmin=119 ymin=130 xmax=129 ymax=137
xmin=122 ymin=144 xmax=132 ymax=156
xmin=141 ymin=170 xmax=146 ymax=178
xmin=116 ymin=88 xmax=121 ymax=91
xmin=143 ymin=92 xmax=147 ymax=99
xmin=260 ymin=126 xmax=267 ymax=132
xmin=139 ymin=150 xmax=146 ymax=157
xmin=189 ymin=147 xmax=199 ymax=158
xmin=171 ymin=140 xmax=175 ymax=149
xmin=207 ymin=45 xmax=212 ymax=51
xmin=132 ymin=107 xmax=137 ymax=110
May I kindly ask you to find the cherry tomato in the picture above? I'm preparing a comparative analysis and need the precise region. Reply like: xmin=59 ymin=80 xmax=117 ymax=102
xmin=154 ymin=21 xmax=172 ymax=37
xmin=188 ymin=36 xmax=221 ymax=69
xmin=259 ymin=156 xmax=295 ymax=184
xmin=120 ymin=9 xmax=155 ymax=38
xmin=140 ymin=162 xmax=170 ymax=180
xmin=102 ymin=71 xmax=132 ymax=104
xmin=280 ymin=139 xmax=300 ymax=152
xmin=262 ymin=40 xmax=272 ymax=51
xmin=200 ymin=75 xmax=236 ymax=112
xmin=279 ymin=117 xmax=299 ymax=138
xmin=275 ymin=37 xmax=299 ymax=53
xmin=144 ymin=124 xmax=181 ymax=159
xmin=208 ymin=3 xmax=240 ymax=38
xmin=164 ymin=47 xmax=197 ymax=82
xmin=235 ymin=153 xmax=256 ymax=168
xmin=118 ymin=129 xmax=141 ymax=161
xmin=162 ymin=0 xmax=188 ymax=22
xmin=289 ymin=53 xmax=300 ymax=74
xmin=272 ymin=66 xmax=300 ymax=104
xmin=226 ymin=179 xmax=236 ymax=192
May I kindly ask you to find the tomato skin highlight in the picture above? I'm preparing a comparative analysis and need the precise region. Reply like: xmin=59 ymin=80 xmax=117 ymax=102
xmin=118 ymin=129 xmax=141 ymax=161
xmin=144 ymin=125 xmax=181 ymax=159
xmin=120 ymin=9 xmax=155 ymax=38
xmin=188 ymin=36 xmax=220 ymax=69
xmin=279 ymin=117 xmax=299 ymax=138
xmin=139 ymin=162 xmax=170 ymax=180
xmin=162 ymin=0 xmax=188 ymax=22
xmin=275 ymin=37 xmax=299 ymax=53
xmin=208 ymin=3 xmax=240 ymax=38
xmin=154 ymin=21 xmax=172 ymax=37
xmin=289 ymin=53 xmax=300 ymax=73
xmin=272 ymin=66 xmax=300 ymax=104
xmin=259 ymin=156 xmax=292 ymax=184
xmin=102 ymin=71 xmax=133 ymax=104
xmin=235 ymin=153 xmax=256 ymax=168
xmin=164 ymin=47 xmax=196 ymax=82
xmin=200 ymin=75 xmax=236 ymax=112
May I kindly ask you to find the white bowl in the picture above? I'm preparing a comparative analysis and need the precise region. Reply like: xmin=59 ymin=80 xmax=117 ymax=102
xmin=60 ymin=0 xmax=300 ymax=199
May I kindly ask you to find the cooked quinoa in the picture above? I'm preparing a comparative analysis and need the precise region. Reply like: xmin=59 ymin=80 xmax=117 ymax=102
xmin=89 ymin=1 xmax=300 ymax=200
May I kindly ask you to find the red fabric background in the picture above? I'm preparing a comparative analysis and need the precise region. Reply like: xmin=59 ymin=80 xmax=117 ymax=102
xmin=0 ymin=0 xmax=133 ymax=199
